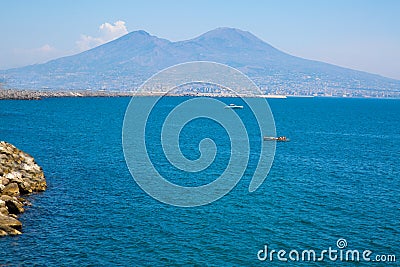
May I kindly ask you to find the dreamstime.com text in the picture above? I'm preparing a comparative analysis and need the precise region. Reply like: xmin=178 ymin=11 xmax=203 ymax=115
xmin=257 ymin=239 xmax=396 ymax=263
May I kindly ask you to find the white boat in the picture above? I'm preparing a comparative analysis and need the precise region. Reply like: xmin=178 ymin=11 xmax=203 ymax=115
xmin=224 ymin=104 xmax=244 ymax=109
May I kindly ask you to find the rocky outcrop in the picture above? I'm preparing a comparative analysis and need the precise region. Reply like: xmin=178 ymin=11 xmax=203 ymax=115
xmin=0 ymin=89 xmax=135 ymax=100
xmin=0 ymin=141 xmax=46 ymax=236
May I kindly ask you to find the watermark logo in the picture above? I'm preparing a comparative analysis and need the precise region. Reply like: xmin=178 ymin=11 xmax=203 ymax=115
xmin=257 ymin=238 xmax=397 ymax=263
xmin=122 ymin=61 xmax=276 ymax=207
xmin=336 ymin=238 xmax=348 ymax=249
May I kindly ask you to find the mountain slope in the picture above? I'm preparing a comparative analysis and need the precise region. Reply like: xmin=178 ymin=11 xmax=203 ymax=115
xmin=1 ymin=27 xmax=399 ymax=96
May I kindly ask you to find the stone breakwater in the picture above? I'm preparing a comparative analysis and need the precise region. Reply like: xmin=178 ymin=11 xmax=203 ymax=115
xmin=0 ymin=141 xmax=46 ymax=236
xmin=0 ymin=89 xmax=135 ymax=100
xmin=0 ymin=89 xmax=259 ymax=100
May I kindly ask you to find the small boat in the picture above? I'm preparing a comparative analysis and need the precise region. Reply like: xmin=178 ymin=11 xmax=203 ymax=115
xmin=224 ymin=104 xmax=243 ymax=109
xmin=263 ymin=136 xmax=290 ymax=142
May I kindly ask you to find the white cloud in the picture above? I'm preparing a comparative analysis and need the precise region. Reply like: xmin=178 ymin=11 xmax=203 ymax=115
xmin=76 ymin=20 xmax=128 ymax=51
xmin=36 ymin=44 xmax=56 ymax=53
xmin=99 ymin=20 xmax=128 ymax=39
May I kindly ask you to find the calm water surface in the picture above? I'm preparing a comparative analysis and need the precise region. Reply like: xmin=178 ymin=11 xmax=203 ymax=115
xmin=0 ymin=97 xmax=399 ymax=266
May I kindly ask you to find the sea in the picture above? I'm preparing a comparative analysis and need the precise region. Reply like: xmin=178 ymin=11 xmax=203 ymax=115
xmin=0 ymin=97 xmax=399 ymax=266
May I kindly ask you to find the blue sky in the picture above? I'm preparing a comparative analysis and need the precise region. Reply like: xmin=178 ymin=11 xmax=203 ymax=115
xmin=1 ymin=0 xmax=399 ymax=79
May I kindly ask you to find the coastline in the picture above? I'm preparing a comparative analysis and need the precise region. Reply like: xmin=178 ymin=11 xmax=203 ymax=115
xmin=0 ymin=89 xmax=280 ymax=100
xmin=0 ymin=141 xmax=46 ymax=236
xmin=1 ymin=89 xmax=399 ymax=100
xmin=0 ymin=89 xmax=135 ymax=100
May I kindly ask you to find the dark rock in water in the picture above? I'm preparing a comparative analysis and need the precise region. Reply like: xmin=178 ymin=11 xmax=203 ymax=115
xmin=5 ymin=198 xmax=25 ymax=214
xmin=0 ymin=225 xmax=22 ymax=236
xmin=0 ymin=141 xmax=46 ymax=236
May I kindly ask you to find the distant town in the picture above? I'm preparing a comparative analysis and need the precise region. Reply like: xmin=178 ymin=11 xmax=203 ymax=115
xmin=1 ymin=82 xmax=399 ymax=100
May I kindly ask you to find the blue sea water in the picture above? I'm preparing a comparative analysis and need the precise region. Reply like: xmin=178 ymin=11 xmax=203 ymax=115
xmin=0 ymin=97 xmax=399 ymax=266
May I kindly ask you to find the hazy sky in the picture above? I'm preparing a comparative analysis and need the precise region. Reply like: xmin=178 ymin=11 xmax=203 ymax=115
xmin=1 ymin=0 xmax=399 ymax=79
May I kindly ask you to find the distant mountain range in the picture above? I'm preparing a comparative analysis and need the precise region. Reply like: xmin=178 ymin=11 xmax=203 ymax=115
xmin=1 ymin=27 xmax=399 ymax=97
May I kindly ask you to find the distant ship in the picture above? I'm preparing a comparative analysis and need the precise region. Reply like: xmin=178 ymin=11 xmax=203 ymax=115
xmin=224 ymin=104 xmax=244 ymax=109
xmin=263 ymin=136 xmax=290 ymax=142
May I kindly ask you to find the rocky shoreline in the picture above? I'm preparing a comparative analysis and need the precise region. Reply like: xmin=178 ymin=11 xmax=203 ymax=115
xmin=0 ymin=89 xmax=271 ymax=99
xmin=0 ymin=141 xmax=46 ymax=236
xmin=0 ymin=89 xmax=135 ymax=100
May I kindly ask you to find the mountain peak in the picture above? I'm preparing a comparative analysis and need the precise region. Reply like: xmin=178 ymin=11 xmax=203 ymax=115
xmin=127 ymin=30 xmax=150 ymax=37
xmin=208 ymin=27 xmax=249 ymax=34
xmin=119 ymin=30 xmax=155 ymax=41
xmin=194 ymin=27 xmax=259 ymax=41
xmin=187 ymin=27 xmax=279 ymax=55
xmin=98 ymin=29 xmax=170 ymax=52
xmin=216 ymin=27 xmax=255 ymax=35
